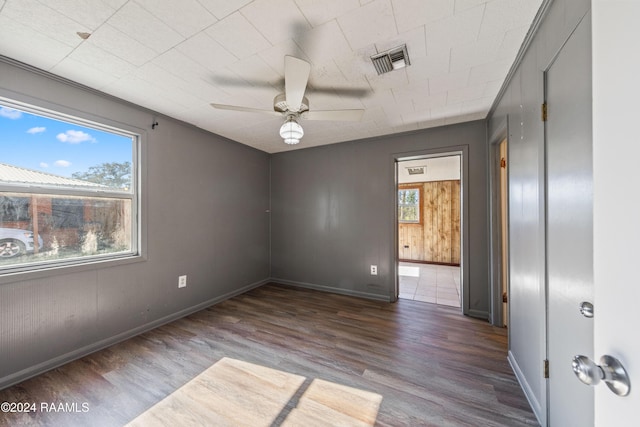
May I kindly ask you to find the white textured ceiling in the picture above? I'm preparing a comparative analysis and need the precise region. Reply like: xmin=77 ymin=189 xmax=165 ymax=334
xmin=0 ymin=0 xmax=542 ymax=153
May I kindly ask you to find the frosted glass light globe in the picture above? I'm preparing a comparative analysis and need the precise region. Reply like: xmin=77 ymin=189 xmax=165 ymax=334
xmin=280 ymin=117 xmax=304 ymax=145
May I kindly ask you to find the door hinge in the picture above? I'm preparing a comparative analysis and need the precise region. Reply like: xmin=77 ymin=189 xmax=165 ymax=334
xmin=502 ymin=292 xmax=508 ymax=303
xmin=543 ymin=359 xmax=549 ymax=378
xmin=500 ymin=157 xmax=506 ymax=169
xmin=541 ymin=103 xmax=548 ymax=121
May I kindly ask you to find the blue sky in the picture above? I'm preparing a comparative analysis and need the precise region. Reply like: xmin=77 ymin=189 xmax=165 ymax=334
xmin=1 ymin=104 xmax=133 ymax=178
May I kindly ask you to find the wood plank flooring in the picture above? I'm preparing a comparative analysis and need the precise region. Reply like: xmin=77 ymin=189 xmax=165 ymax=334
xmin=0 ymin=283 xmax=538 ymax=426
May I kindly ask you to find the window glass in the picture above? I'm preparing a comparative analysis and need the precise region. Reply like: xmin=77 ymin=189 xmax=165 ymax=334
xmin=0 ymin=102 xmax=137 ymax=270
xmin=0 ymin=196 xmax=30 ymax=221
xmin=398 ymin=188 xmax=420 ymax=223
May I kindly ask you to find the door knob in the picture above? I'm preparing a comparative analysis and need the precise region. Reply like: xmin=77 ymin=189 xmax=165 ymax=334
xmin=572 ymin=355 xmax=630 ymax=396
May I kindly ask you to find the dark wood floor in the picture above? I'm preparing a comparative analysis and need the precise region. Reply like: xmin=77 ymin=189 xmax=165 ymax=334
xmin=0 ymin=283 xmax=538 ymax=426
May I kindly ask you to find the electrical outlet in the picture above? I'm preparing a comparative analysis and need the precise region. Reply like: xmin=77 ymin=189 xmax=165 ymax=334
xmin=370 ymin=265 xmax=378 ymax=275
xmin=178 ymin=275 xmax=187 ymax=288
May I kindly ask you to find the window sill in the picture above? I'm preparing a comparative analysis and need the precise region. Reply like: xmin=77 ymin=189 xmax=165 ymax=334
xmin=0 ymin=253 xmax=147 ymax=286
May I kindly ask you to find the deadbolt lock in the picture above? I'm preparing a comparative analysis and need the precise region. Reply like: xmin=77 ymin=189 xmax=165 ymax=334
xmin=579 ymin=301 xmax=594 ymax=318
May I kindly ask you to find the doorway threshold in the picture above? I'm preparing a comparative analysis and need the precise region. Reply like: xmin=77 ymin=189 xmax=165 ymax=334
xmin=398 ymin=261 xmax=461 ymax=308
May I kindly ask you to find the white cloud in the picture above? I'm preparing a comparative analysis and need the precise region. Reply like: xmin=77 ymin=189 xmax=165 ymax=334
xmin=0 ymin=107 xmax=22 ymax=119
xmin=54 ymin=160 xmax=71 ymax=167
xmin=27 ymin=126 xmax=46 ymax=134
xmin=56 ymin=130 xmax=95 ymax=144
xmin=40 ymin=162 xmax=49 ymax=168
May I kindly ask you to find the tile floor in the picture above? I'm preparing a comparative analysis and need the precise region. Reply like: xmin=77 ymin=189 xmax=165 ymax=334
xmin=398 ymin=262 xmax=461 ymax=308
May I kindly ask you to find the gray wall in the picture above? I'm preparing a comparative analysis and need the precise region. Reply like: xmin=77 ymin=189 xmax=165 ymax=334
xmin=0 ymin=58 xmax=271 ymax=389
xmin=487 ymin=0 xmax=591 ymax=424
xmin=270 ymin=121 xmax=490 ymax=317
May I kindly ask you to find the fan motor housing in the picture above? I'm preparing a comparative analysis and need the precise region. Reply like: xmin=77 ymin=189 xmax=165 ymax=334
xmin=274 ymin=93 xmax=309 ymax=114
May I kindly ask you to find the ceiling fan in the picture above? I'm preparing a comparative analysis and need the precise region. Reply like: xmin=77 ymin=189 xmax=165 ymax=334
xmin=211 ymin=56 xmax=365 ymax=145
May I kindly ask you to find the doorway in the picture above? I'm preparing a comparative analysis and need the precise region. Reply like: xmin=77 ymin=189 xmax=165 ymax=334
xmin=499 ymin=138 xmax=509 ymax=327
xmin=396 ymin=154 xmax=462 ymax=308
xmin=490 ymin=130 xmax=510 ymax=328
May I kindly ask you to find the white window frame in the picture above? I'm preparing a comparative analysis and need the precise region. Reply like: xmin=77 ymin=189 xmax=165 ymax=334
xmin=398 ymin=187 xmax=421 ymax=224
xmin=0 ymin=97 xmax=141 ymax=275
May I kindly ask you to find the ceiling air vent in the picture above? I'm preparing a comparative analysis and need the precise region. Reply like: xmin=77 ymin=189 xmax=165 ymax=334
xmin=370 ymin=44 xmax=410 ymax=75
xmin=407 ymin=166 xmax=425 ymax=175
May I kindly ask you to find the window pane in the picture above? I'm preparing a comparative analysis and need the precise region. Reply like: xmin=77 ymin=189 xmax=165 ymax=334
xmin=399 ymin=206 xmax=419 ymax=222
xmin=405 ymin=190 xmax=417 ymax=204
xmin=0 ymin=193 xmax=131 ymax=266
xmin=0 ymin=104 xmax=133 ymax=192
xmin=52 ymin=198 xmax=84 ymax=228
xmin=0 ymin=196 xmax=31 ymax=222
xmin=398 ymin=188 xmax=420 ymax=223
xmin=0 ymin=102 xmax=137 ymax=270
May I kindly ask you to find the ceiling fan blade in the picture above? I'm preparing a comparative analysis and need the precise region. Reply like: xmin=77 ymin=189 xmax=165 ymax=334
xmin=284 ymin=56 xmax=311 ymax=112
xmin=210 ymin=103 xmax=281 ymax=117
xmin=303 ymin=109 xmax=365 ymax=122
xmin=308 ymin=86 xmax=373 ymax=98
xmin=212 ymin=75 xmax=284 ymax=90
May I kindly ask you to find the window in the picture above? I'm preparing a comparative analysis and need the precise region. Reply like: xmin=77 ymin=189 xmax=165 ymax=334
xmin=398 ymin=188 xmax=420 ymax=223
xmin=0 ymin=196 xmax=31 ymax=221
xmin=0 ymin=100 xmax=138 ymax=271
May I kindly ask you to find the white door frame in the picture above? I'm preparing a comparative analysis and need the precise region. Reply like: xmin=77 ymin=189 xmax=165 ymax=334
xmin=488 ymin=117 xmax=509 ymax=327
xmin=392 ymin=146 xmax=468 ymax=314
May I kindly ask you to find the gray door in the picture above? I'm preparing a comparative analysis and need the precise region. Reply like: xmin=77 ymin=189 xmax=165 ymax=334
xmin=546 ymin=16 xmax=593 ymax=426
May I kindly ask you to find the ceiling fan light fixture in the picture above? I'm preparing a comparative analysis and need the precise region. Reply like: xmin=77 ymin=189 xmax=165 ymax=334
xmin=280 ymin=116 xmax=304 ymax=145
